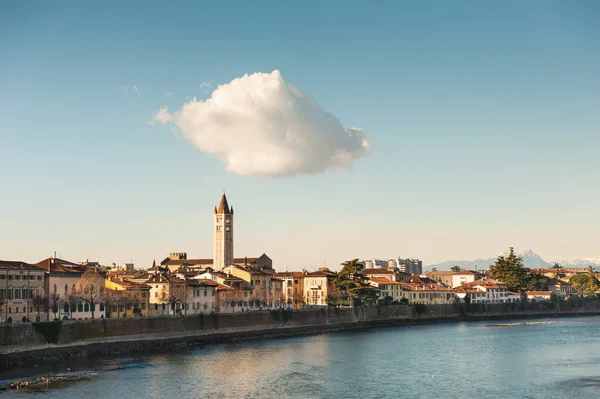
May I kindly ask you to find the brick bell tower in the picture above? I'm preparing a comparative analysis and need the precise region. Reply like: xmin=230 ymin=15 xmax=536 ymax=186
xmin=213 ymin=193 xmax=234 ymax=271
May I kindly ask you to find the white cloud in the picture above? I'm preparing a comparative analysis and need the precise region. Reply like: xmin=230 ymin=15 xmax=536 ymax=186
xmin=203 ymin=175 xmax=217 ymax=181
xmin=165 ymin=92 xmax=174 ymax=96
xmin=119 ymin=85 xmax=141 ymax=94
xmin=152 ymin=107 xmax=173 ymax=124
xmin=199 ymin=81 xmax=212 ymax=90
xmin=151 ymin=70 xmax=371 ymax=177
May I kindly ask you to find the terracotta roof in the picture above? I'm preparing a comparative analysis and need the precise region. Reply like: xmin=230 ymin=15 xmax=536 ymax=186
xmin=145 ymin=273 xmax=185 ymax=284
xmin=306 ymin=270 xmax=335 ymax=277
xmin=34 ymin=258 xmax=90 ymax=274
xmin=426 ymin=270 xmax=475 ymax=276
xmin=216 ymin=193 xmax=231 ymax=214
xmin=0 ymin=260 xmax=41 ymax=271
xmin=462 ymin=278 xmax=507 ymax=290
xmin=273 ymin=272 xmax=306 ymax=278
xmin=400 ymin=282 xmax=453 ymax=292
xmin=526 ymin=291 xmax=553 ymax=296
xmin=195 ymin=279 xmax=234 ymax=291
xmin=363 ymin=268 xmax=396 ymax=275
xmin=369 ymin=277 xmax=402 ymax=285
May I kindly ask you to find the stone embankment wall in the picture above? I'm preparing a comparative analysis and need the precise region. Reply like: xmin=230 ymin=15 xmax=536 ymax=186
xmin=1 ymin=301 xmax=600 ymax=371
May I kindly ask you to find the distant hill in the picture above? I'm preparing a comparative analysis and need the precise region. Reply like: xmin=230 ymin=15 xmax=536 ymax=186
xmin=425 ymin=250 xmax=600 ymax=272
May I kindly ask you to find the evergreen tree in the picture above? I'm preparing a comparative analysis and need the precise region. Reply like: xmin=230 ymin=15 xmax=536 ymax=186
xmin=489 ymin=247 xmax=527 ymax=292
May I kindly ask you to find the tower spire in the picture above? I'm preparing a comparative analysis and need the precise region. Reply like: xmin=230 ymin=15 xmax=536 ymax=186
xmin=216 ymin=193 xmax=231 ymax=214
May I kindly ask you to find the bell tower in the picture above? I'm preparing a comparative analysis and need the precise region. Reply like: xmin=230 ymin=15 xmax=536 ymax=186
xmin=214 ymin=193 xmax=234 ymax=271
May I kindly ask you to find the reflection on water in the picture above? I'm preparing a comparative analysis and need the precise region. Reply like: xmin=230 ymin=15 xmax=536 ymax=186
xmin=4 ymin=317 xmax=600 ymax=398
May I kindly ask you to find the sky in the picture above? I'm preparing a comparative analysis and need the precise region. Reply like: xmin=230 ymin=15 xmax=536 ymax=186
xmin=1 ymin=1 xmax=599 ymax=271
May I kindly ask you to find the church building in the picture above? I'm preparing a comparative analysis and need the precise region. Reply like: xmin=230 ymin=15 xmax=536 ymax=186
xmin=160 ymin=194 xmax=273 ymax=272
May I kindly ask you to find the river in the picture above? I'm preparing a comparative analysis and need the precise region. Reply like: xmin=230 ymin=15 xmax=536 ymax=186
xmin=2 ymin=316 xmax=600 ymax=398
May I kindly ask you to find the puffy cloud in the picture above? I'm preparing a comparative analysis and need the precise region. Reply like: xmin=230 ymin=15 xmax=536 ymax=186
xmin=152 ymin=70 xmax=371 ymax=177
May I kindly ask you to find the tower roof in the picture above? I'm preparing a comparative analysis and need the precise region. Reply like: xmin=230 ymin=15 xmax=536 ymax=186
xmin=216 ymin=194 xmax=231 ymax=214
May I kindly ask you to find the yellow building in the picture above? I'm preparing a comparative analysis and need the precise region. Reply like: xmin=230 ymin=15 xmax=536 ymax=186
xmin=368 ymin=277 xmax=404 ymax=303
xmin=105 ymin=278 xmax=151 ymax=318
xmin=274 ymin=271 xmax=306 ymax=309
xmin=303 ymin=269 xmax=335 ymax=307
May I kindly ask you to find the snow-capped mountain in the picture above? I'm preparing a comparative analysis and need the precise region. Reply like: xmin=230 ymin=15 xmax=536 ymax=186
xmin=425 ymin=250 xmax=600 ymax=271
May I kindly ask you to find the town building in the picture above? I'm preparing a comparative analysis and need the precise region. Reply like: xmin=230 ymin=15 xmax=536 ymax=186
xmin=454 ymin=278 xmax=509 ymax=304
xmin=0 ymin=260 xmax=46 ymax=323
xmin=425 ymin=270 xmax=479 ymax=288
xmin=273 ymin=271 xmax=306 ymax=308
xmin=144 ymin=272 xmax=186 ymax=316
xmin=34 ymin=257 xmax=105 ymax=320
xmin=525 ymin=291 xmax=554 ymax=302
xmin=303 ymin=268 xmax=336 ymax=307
xmin=363 ymin=268 xmax=411 ymax=283
xmin=368 ymin=277 xmax=404 ymax=303
xmin=184 ymin=279 xmax=217 ymax=314
xmin=545 ymin=278 xmax=574 ymax=298
xmin=396 ymin=258 xmax=423 ymax=275
xmin=105 ymin=278 xmax=151 ymax=317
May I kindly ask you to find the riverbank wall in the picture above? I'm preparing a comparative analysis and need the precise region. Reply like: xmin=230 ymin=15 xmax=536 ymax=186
xmin=2 ymin=301 xmax=600 ymax=371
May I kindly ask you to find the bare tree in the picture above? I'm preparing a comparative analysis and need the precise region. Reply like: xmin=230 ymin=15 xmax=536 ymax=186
xmin=61 ymin=292 xmax=79 ymax=320
xmin=50 ymin=292 xmax=61 ymax=320
xmin=76 ymin=269 xmax=105 ymax=319
xmin=167 ymin=283 xmax=187 ymax=315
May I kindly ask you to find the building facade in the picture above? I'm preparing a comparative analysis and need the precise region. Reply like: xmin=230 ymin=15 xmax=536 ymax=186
xmin=0 ymin=260 xmax=46 ymax=323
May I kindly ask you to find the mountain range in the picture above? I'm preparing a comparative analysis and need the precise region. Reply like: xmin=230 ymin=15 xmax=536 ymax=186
xmin=425 ymin=250 xmax=600 ymax=272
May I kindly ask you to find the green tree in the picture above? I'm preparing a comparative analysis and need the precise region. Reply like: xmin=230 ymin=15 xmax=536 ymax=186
xmin=489 ymin=247 xmax=527 ymax=292
xmin=524 ymin=272 xmax=547 ymax=291
xmin=450 ymin=266 xmax=462 ymax=272
xmin=334 ymin=259 xmax=378 ymax=306
xmin=570 ymin=268 xmax=600 ymax=298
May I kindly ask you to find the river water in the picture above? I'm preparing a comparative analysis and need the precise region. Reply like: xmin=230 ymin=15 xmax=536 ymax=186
xmin=3 ymin=316 xmax=600 ymax=398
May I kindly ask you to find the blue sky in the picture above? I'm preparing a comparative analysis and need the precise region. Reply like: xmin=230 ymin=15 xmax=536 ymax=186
xmin=1 ymin=1 xmax=599 ymax=270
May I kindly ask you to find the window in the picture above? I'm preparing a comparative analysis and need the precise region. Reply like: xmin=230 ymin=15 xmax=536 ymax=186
xmin=0 ymin=274 xmax=4 ymax=280
xmin=37 ymin=275 xmax=42 ymax=280
xmin=15 ymin=274 xmax=20 ymax=280
xmin=154 ymin=292 xmax=158 ymax=298
xmin=141 ymin=303 xmax=146 ymax=310
xmin=8 ymin=307 xmax=12 ymax=314
xmin=204 ymin=290 xmax=207 ymax=297
xmin=15 ymin=289 xmax=21 ymax=299
xmin=100 ymin=304 xmax=104 ymax=311
xmin=8 ymin=275 xmax=13 ymax=280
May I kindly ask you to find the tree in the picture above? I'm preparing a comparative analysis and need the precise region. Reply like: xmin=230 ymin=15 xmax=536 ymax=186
xmin=450 ymin=266 xmax=462 ymax=272
xmin=152 ymin=259 xmax=156 ymax=268
xmin=489 ymin=247 xmax=527 ymax=292
xmin=570 ymin=267 xmax=599 ymax=298
xmin=50 ymin=292 xmax=61 ymax=320
xmin=167 ymin=284 xmax=187 ymax=315
xmin=62 ymin=292 xmax=80 ymax=319
xmin=33 ymin=294 xmax=46 ymax=321
xmin=76 ymin=269 xmax=106 ymax=319
xmin=524 ymin=272 xmax=547 ymax=292
xmin=292 ymin=290 xmax=304 ymax=309
xmin=334 ymin=259 xmax=378 ymax=306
